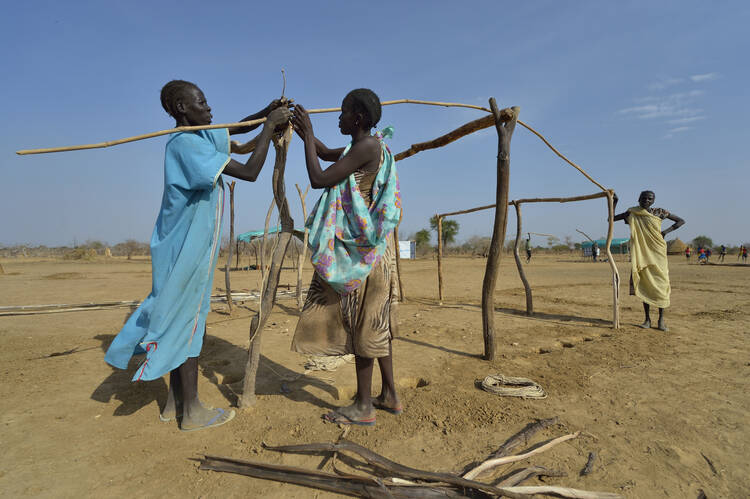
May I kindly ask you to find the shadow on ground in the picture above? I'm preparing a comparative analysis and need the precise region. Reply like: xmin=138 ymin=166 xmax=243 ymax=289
xmin=90 ymin=332 xmax=338 ymax=417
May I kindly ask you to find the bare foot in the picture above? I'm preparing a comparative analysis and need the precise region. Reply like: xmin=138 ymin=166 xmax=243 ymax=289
xmin=160 ymin=393 xmax=181 ymax=422
xmin=323 ymin=403 xmax=375 ymax=426
xmin=657 ymin=319 xmax=669 ymax=332
xmin=373 ymin=393 xmax=403 ymax=415
xmin=180 ymin=402 xmax=235 ymax=432
xmin=638 ymin=319 xmax=651 ymax=329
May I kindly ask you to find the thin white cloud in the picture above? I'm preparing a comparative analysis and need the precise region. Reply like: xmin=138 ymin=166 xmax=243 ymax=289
xmin=690 ymin=72 xmax=719 ymax=82
xmin=668 ymin=126 xmax=691 ymax=133
xmin=618 ymin=91 xmax=704 ymax=120
xmin=667 ymin=116 xmax=705 ymax=125
xmin=648 ymin=77 xmax=684 ymax=91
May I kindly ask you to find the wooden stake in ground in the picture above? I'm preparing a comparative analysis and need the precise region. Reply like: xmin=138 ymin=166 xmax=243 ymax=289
xmin=605 ymin=190 xmax=620 ymax=328
xmin=511 ymin=201 xmax=533 ymax=315
xmin=394 ymin=217 xmax=405 ymax=301
xmin=224 ymin=181 xmax=236 ymax=312
xmin=436 ymin=215 xmax=444 ymax=304
xmin=295 ymin=183 xmax=310 ymax=311
xmin=240 ymin=125 xmax=295 ymax=408
xmin=481 ymin=101 xmax=518 ymax=361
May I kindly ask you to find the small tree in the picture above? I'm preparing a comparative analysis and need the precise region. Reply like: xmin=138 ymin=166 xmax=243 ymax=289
xmin=692 ymin=235 xmax=713 ymax=249
xmin=429 ymin=216 xmax=460 ymax=245
xmin=414 ymin=229 xmax=431 ymax=249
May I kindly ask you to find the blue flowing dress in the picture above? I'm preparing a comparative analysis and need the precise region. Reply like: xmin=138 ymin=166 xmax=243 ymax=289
xmin=105 ymin=129 xmax=230 ymax=381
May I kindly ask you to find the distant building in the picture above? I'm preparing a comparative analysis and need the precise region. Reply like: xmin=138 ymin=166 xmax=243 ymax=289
xmin=581 ymin=238 xmax=630 ymax=256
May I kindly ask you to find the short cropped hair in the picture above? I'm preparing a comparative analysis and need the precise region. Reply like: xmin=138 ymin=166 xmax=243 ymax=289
xmin=160 ymin=80 xmax=199 ymax=118
xmin=344 ymin=88 xmax=381 ymax=129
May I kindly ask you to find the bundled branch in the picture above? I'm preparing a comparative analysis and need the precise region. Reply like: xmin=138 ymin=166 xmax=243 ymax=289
xmin=199 ymin=419 xmax=623 ymax=498
xmin=240 ymin=125 xmax=296 ymax=408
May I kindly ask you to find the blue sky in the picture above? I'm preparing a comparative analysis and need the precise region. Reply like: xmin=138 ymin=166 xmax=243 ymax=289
xmin=2 ymin=1 xmax=748 ymax=247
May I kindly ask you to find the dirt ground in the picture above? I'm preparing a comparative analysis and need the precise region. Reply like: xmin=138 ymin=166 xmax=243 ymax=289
xmin=0 ymin=253 xmax=748 ymax=498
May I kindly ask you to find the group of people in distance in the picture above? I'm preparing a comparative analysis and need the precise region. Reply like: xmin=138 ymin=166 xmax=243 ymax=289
xmin=685 ymin=244 xmax=747 ymax=264
xmin=103 ymin=80 xmax=689 ymax=431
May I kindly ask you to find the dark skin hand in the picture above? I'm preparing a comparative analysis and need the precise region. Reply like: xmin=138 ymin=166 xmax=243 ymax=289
xmin=291 ymin=103 xmax=380 ymax=188
xmin=612 ymin=192 xmax=685 ymax=237
xmin=173 ymin=86 xmax=292 ymax=182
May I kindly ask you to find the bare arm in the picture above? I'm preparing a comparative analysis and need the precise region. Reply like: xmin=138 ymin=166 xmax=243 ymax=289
xmin=313 ymin=137 xmax=346 ymax=162
xmin=610 ymin=193 xmax=629 ymax=222
xmin=661 ymin=212 xmax=685 ymax=238
xmin=222 ymin=107 xmax=292 ymax=181
xmin=292 ymin=105 xmax=379 ymax=188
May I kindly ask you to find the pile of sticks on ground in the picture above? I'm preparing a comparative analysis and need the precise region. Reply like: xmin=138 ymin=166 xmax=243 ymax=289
xmin=199 ymin=417 xmax=622 ymax=498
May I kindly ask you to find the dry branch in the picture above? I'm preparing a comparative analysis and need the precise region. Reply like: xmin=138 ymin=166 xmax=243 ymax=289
xmin=498 ymin=466 xmax=567 ymax=487
xmin=516 ymin=121 xmax=608 ymax=192
xmin=463 ymin=432 xmax=580 ymax=480
xmin=240 ymin=125 xmax=295 ymax=408
xmin=264 ymin=440 xmax=508 ymax=496
xmin=295 ymin=183 xmax=310 ymax=311
xmin=511 ymin=202 xmax=533 ymax=315
xmin=490 ymin=417 xmax=560 ymax=459
xmin=580 ymin=452 xmax=597 ymax=476
xmin=18 ymin=99 xmax=491 ymax=156
xmin=436 ymin=215 xmax=444 ymax=304
xmin=224 ymin=181 xmax=236 ymax=312
xmin=604 ymin=191 xmax=620 ymax=329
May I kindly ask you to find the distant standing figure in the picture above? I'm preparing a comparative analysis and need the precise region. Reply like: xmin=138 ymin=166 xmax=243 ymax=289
xmin=612 ymin=190 xmax=685 ymax=331
xmin=738 ymin=245 xmax=745 ymax=261
xmin=698 ymin=247 xmax=707 ymax=264
xmin=685 ymin=246 xmax=691 ymax=262
xmin=525 ymin=234 xmax=532 ymax=263
xmin=706 ymin=247 xmax=712 ymax=261
xmin=719 ymin=245 xmax=727 ymax=263
xmin=743 ymin=246 xmax=748 ymax=263
xmin=592 ymin=242 xmax=600 ymax=262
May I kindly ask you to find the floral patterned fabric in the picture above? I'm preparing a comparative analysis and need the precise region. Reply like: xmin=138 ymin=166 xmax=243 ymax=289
xmin=305 ymin=127 xmax=400 ymax=294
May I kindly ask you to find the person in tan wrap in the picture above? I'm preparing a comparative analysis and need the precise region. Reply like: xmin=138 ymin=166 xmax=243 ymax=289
xmin=613 ymin=191 xmax=684 ymax=331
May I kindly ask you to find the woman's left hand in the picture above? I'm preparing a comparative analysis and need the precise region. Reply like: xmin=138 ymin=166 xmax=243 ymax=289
xmin=292 ymin=104 xmax=313 ymax=140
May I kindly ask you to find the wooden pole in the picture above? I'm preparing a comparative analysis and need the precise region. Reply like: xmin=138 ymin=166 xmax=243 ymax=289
xmin=260 ymin=198 xmax=275 ymax=279
xmin=17 ymin=99 xmax=490 ymax=156
xmin=605 ymin=191 xmax=620 ymax=329
xmin=394 ymin=224 xmax=405 ymax=302
xmin=481 ymin=100 xmax=518 ymax=361
xmin=241 ymin=125 xmax=295 ymax=408
xmin=224 ymin=181 xmax=236 ymax=312
xmin=436 ymin=215 xmax=444 ymax=305
xmin=295 ymin=183 xmax=310 ymax=312
xmin=511 ymin=202 xmax=533 ymax=315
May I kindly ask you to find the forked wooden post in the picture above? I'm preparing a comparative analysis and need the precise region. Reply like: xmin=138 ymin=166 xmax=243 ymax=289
xmin=481 ymin=100 xmax=518 ymax=361
xmin=224 ymin=181 xmax=236 ymax=312
xmin=436 ymin=215 xmax=444 ymax=304
xmin=605 ymin=190 xmax=620 ymax=328
xmin=240 ymin=125 xmax=295 ymax=408
xmin=511 ymin=201 xmax=533 ymax=315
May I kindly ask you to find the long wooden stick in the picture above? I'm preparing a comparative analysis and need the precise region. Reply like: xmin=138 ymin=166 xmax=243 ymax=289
xmin=295 ymin=183 xmax=310 ymax=312
xmin=224 ymin=181 xmax=236 ymax=312
xmin=512 ymin=202 xmax=533 ymax=315
xmin=16 ymin=99 xmax=490 ymax=155
xmin=436 ymin=192 xmax=608 ymax=219
xmin=241 ymin=125 xmax=295 ymax=408
xmin=463 ymin=432 xmax=580 ymax=480
xmin=605 ymin=191 xmax=620 ymax=329
xmin=436 ymin=215 xmax=444 ymax=305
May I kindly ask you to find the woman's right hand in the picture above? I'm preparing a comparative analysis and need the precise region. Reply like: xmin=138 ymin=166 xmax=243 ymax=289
xmin=266 ymin=106 xmax=292 ymax=129
xmin=292 ymin=104 xmax=313 ymax=140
